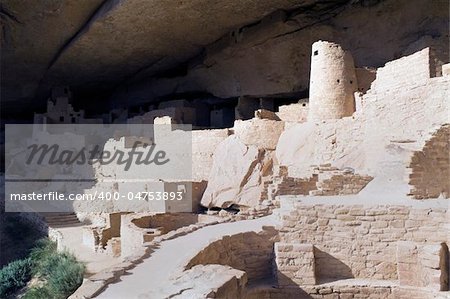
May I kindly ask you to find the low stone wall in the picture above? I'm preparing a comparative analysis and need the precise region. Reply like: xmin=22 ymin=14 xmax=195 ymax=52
xmin=276 ymin=102 xmax=308 ymax=123
xmin=396 ymin=241 xmax=447 ymax=291
xmin=370 ymin=47 xmax=437 ymax=92
xmin=407 ymin=124 xmax=450 ymax=199
xmin=268 ymin=165 xmax=373 ymax=200
xmin=268 ymin=166 xmax=318 ymax=200
xmin=310 ymin=165 xmax=373 ymax=196
xmin=82 ymin=213 xmax=122 ymax=252
xmin=246 ymin=281 xmax=396 ymax=299
xmin=247 ymin=283 xmax=449 ymax=298
xmin=121 ymin=213 xmax=221 ymax=257
xmin=186 ymin=228 xmax=278 ymax=283
xmin=275 ymin=243 xmax=316 ymax=286
xmin=277 ymin=202 xmax=449 ymax=291
xmin=254 ymin=109 xmax=280 ymax=121
xmin=131 ymin=213 xmax=199 ymax=234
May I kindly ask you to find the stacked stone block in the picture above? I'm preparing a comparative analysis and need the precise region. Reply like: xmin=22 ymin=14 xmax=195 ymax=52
xmin=268 ymin=165 xmax=373 ymax=199
xmin=309 ymin=165 xmax=373 ymax=196
xmin=397 ymin=242 xmax=445 ymax=290
xmin=276 ymin=102 xmax=309 ymax=123
xmin=370 ymin=47 xmax=436 ymax=92
xmin=278 ymin=203 xmax=449 ymax=288
xmin=186 ymin=230 xmax=277 ymax=283
xmin=267 ymin=166 xmax=319 ymax=201
xmin=275 ymin=243 xmax=316 ymax=286
xmin=246 ymin=283 xmax=396 ymax=299
xmin=308 ymin=41 xmax=358 ymax=121
xmin=407 ymin=124 xmax=450 ymax=199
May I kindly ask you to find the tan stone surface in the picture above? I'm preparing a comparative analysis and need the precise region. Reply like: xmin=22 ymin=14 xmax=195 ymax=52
xmin=233 ymin=118 xmax=285 ymax=150
xmin=192 ymin=128 xmax=231 ymax=181
xmin=310 ymin=165 xmax=373 ymax=196
xmin=163 ymin=265 xmax=248 ymax=299
xmin=255 ymin=109 xmax=280 ymax=121
xmin=443 ymin=63 xmax=450 ymax=76
xmin=186 ymin=229 xmax=278 ymax=283
xmin=277 ymin=47 xmax=450 ymax=186
xmin=278 ymin=202 xmax=449 ymax=285
xmin=275 ymin=242 xmax=316 ymax=286
xmin=276 ymin=102 xmax=309 ymax=123
xmin=201 ymin=135 xmax=265 ymax=209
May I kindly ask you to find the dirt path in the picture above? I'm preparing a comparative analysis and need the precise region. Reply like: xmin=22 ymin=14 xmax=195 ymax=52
xmin=97 ymin=215 xmax=278 ymax=299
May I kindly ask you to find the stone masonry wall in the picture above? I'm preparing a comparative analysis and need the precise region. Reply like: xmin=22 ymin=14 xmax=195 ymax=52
xmin=370 ymin=47 xmax=436 ymax=92
xmin=278 ymin=203 xmax=449 ymax=287
xmin=407 ymin=124 xmax=450 ymax=199
xmin=186 ymin=229 xmax=278 ymax=283
xmin=308 ymin=41 xmax=357 ymax=121
xmin=396 ymin=241 xmax=447 ymax=291
xmin=268 ymin=165 xmax=373 ymax=200
xmin=131 ymin=213 xmax=199 ymax=234
xmin=276 ymin=103 xmax=309 ymax=123
xmin=310 ymin=165 xmax=373 ymax=196
xmin=245 ymin=283 xmax=395 ymax=299
xmin=246 ymin=283 xmax=450 ymax=299
xmin=268 ymin=166 xmax=318 ymax=201
xmin=121 ymin=213 xmax=200 ymax=257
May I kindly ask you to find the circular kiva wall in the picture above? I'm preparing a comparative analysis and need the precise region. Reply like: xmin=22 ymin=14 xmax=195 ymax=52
xmin=308 ymin=41 xmax=358 ymax=121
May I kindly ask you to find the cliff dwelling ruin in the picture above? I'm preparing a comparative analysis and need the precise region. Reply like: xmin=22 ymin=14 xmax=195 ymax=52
xmin=1 ymin=0 xmax=449 ymax=298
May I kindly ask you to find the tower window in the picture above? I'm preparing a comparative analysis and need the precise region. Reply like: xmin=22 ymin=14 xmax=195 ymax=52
xmin=313 ymin=50 xmax=318 ymax=56
xmin=440 ymin=243 xmax=449 ymax=291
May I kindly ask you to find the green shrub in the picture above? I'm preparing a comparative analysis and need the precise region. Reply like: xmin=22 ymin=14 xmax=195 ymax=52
xmin=47 ymin=252 xmax=84 ymax=296
xmin=29 ymin=239 xmax=57 ymax=276
xmin=26 ymin=239 xmax=85 ymax=298
xmin=22 ymin=286 xmax=53 ymax=299
xmin=0 ymin=258 xmax=32 ymax=298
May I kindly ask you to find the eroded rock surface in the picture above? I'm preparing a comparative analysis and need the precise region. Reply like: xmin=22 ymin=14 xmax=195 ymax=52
xmin=201 ymin=135 xmax=264 ymax=209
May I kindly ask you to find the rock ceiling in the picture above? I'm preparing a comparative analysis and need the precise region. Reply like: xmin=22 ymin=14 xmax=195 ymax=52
xmin=2 ymin=0 xmax=335 ymax=116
